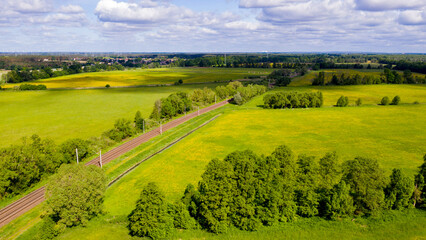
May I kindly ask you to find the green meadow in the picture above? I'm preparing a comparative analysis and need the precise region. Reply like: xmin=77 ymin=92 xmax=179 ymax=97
xmin=0 ymin=84 xmax=223 ymax=146
xmin=1 ymin=68 xmax=426 ymax=239
xmin=4 ymin=68 xmax=272 ymax=89
xmin=16 ymin=85 xmax=424 ymax=240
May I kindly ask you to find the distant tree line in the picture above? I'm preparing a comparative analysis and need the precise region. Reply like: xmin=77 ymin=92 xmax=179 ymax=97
xmin=3 ymin=63 xmax=124 ymax=83
xmin=312 ymin=69 xmax=425 ymax=86
xmin=128 ymin=146 xmax=426 ymax=238
xmin=263 ymin=91 xmax=323 ymax=109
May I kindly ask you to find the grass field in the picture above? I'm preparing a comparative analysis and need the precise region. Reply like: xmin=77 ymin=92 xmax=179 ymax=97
xmin=2 ymin=69 xmax=426 ymax=239
xmin=23 ymin=92 xmax=424 ymax=240
xmin=4 ymin=68 xmax=272 ymax=89
xmin=0 ymin=84 xmax=223 ymax=146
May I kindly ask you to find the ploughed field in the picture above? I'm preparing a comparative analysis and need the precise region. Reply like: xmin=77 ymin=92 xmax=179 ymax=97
xmin=4 ymin=68 xmax=273 ymax=89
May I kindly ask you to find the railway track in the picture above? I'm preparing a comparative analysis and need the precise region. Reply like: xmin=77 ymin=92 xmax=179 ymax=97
xmin=0 ymin=99 xmax=229 ymax=228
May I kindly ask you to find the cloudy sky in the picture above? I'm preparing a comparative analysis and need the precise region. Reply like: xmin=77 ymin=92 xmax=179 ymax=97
xmin=0 ymin=0 xmax=425 ymax=52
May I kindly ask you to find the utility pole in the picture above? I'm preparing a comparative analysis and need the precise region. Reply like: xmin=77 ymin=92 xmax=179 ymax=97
xmin=160 ymin=121 xmax=162 ymax=135
xmin=198 ymin=106 xmax=200 ymax=116
xmin=215 ymin=95 xmax=217 ymax=104
xmin=99 ymin=150 xmax=102 ymax=168
xmin=76 ymin=148 xmax=79 ymax=164
xmin=143 ymin=120 xmax=145 ymax=133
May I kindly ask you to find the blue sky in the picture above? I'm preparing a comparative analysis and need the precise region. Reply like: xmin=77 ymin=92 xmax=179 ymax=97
xmin=0 ymin=0 xmax=425 ymax=53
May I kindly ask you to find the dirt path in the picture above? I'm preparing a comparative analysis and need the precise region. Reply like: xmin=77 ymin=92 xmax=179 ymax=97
xmin=0 ymin=99 xmax=229 ymax=228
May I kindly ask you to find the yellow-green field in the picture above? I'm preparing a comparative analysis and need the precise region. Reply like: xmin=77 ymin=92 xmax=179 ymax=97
xmin=0 ymin=84 xmax=222 ymax=146
xmin=4 ymin=68 xmax=272 ymax=89
xmin=50 ymin=100 xmax=426 ymax=240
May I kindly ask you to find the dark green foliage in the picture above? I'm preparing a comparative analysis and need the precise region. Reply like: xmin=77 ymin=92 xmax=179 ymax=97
xmin=168 ymin=201 xmax=197 ymax=230
xmin=381 ymin=96 xmax=390 ymax=105
xmin=134 ymin=111 xmax=145 ymax=131
xmin=59 ymin=138 xmax=90 ymax=164
xmin=18 ymin=83 xmax=47 ymax=90
xmin=263 ymin=91 xmax=323 ymax=109
xmin=312 ymin=71 xmax=325 ymax=86
xmin=268 ymin=69 xmax=291 ymax=86
xmin=104 ymin=118 xmax=135 ymax=142
xmin=128 ymin=182 xmax=173 ymax=239
xmin=105 ymin=84 xmax=110 ymax=88
xmin=323 ymin=180 xmax=355 ymax=219
xmin=318 ymin=152 xmax=340 ymax=189
xmin=0 ymin=135 xmax=62 ymax=199
xmin=295 ymin=155 xmax=319 ymax=217
xmin=44 ymin=164 xmax=107 ymax=227
xmin=391 ymin=95 xmax=401 ymax=105
xmin=414 ymin=154 xmax=426 ymax=208
xmin=385 ymin=169 xmax=413 ymax=210
xmin=198 ymin=158 xmax=234 ymax=233
xmin=224 ymin=150 xmax=262 ymax=231
xmin=336 ymin=96 xmax=349 ymax=107
xmin=342 ymin=157 xmax=387 ymax=214
xmin=356 ymin=98 xmax=362 ymax=106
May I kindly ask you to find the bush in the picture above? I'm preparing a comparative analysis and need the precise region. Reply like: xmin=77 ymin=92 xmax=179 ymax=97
xmin=356 ymin=98 xmax=362 ymax=106
xmin=263 ymin=91 xmax=323 ymax=109
xmin=128 ymin=182 xmax=173 ymax=239
xmin=44 ymin=164 xmax=107 ymax=227
xmin=105 ymin=84 xmax=110 ymax=88
xmin=391 ymin=95 xmax=401 ymax=105
xmin=104 ymin=118 xmax=135 ymax=142
xmin=59 ymin=138 xmax=90 ymax=164
xmin=336 ymin=96 xmax=349 ymax=107
xmin=18 ymin=83 xmax=47 ymax=90
xmin=233 ymin=92 xmax=243 ymax=105
xmin=381 ymin=96 xmax=390 ymax=105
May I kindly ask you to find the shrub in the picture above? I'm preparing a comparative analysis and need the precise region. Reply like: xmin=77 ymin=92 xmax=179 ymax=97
xmin=391 ymin=95 xmax=401 ymax=105
xmin=18 ymin=83 xmax=47 ymax=90
xmin=381 ymin=96 xmax=390 ymax=105
xmin=105 ymin=84 xmax=110 ymax=88
xmin=356 ymin=98 xmax=362 ymax=106
xmin=336 ymin=96 xmax=349 ymax=107
xmin=233 ymin=92 xmax=243 ymax=105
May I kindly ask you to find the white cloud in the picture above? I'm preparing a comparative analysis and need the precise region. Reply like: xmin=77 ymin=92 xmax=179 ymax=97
xmin=94 ymin=0 xmax=193 ymax=24
xmin=58 ymin=5 xmax=85 ymax=14
xmin=398 ymin=9 xmax=426 ymax=25
xmin=239 ymin=0 xmax=288 ymax=8
xmin=355 ymin=0 xmax=425 ymax=11
xmin=7 ymin=0 xmax=52 ymax=13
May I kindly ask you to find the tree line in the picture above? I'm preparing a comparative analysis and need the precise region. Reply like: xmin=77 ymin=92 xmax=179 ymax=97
xmin=128 ymin=146 xmax=426 ymax=239
xmin=3 ymin=63 xmax=124 ymax=83
xmin=263 ymin=91 xmax=323 ymax=109
xmin=312 ymin=69 xmax=425 ymax=86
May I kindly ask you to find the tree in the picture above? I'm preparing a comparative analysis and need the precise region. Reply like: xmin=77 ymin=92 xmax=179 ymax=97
xmin=44 ymin=164 xmax=107 ymax=228
xmin=323 ymin=180 xmax=355 ymax=219
xmin=336 ymin=96 xmax=349 ymax=107
xmin=342 ymin=157 xmax=386 ymax=214
xmin=295 ymin=155 xmax=319 ymax=217
xmin=384 ymin=169 xmax=413 ymax=210
xmin=233 ymin=92 xmax=243 ymax=105
xmin=128 ymin=182 xmax=173 ymax=239
xmin=381 ymin=96 xmax=390 ymax=105
xmin=414 ymin=154 xmax=426 ymax=208
xmin=60 ymin=138 xmax=90 ymax=164
xmin=134 ymin=111 xmax=145 ymax=131
xmin=312 ymin=71 xmax=325 ymax=86
xmin=105 ymin=84 xmax=110 ymax=88
xmin=391 ymin=95 xmax=400 ymax=105
xmin=198 ymin=159 xmax=234 ymax=233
